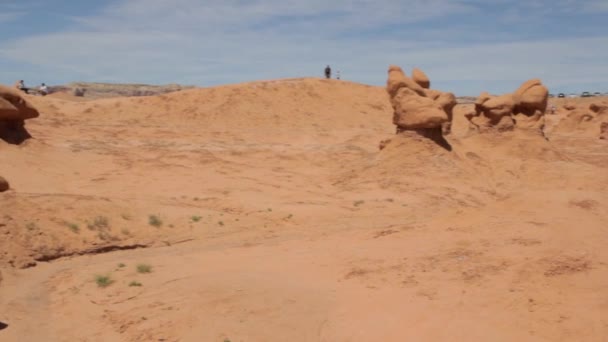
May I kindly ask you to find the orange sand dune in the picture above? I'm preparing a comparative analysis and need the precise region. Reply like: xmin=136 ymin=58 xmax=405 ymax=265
xmin=1 ymin=78 xmax=607 ymax=341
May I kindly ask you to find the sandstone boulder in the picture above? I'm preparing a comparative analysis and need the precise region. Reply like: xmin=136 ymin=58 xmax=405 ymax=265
xmin=412 ymin=68 xmax=430 ymax=89
xmin=385 ymin=65 xmax=456 ymax=148
xmin=468 ymin=79 xmax=548 ymax=133
xmin=0 ymin=85 xmax=39 ymax=121
xmin=0 ymin=85 xmax=39 ymax=144
xmin=0 ymin=176 xmax=8 ymax=192
xmin=514 ymin=79 xmax=548 ymax=115
xmin=386 ymin=65 xmax=425 ymax=98
xmin=481 ymin=94 xmax=516 ymax=119
xmin=392 ymin=88 xmax=449 ymax=129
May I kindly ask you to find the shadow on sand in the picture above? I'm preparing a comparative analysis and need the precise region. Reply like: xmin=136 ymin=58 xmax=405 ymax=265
xmin=0 ymin=121 xmax=32 ymax=145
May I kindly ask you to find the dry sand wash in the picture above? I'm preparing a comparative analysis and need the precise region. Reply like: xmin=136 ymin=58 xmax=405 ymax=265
xmin=1 ymin=78 xmax=607 ymax=341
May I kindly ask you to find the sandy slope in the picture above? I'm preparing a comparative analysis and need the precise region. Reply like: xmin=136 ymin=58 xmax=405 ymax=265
xmin=1 ymin=78 xmax=607 ymax=341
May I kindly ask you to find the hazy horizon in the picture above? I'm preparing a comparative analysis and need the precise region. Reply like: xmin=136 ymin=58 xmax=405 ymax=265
xmin=1 ymin=0 xmax=606 ymax=95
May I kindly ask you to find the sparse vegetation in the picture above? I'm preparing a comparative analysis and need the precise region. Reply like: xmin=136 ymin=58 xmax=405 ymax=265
xmin=95 ymin=275 xmax=114 ymax=288
xmin=136 ymin=264 xmax=152 ymax=274
xmin=26 ymin=222 xmax=38 ymax=231
xmin=218 ymin=221 xmax=224 ymax=226
xmin=191 ymin=215 xmax=202 ymax=222
xmin=97 ymin=231 xmax=112 ymax=241
xmin=121 ymin=228 xmax=131 ymax=236
xmin=65 ymin=222 xmax=80 ymax=233
xmin=121 ymin=213 xmax=132 ymax=220
xmin=267 ymin=208 xmax=272 ymax=212
xmin=88 ymin=216 xmax=109 ymax=230
xmin=118 ymin=263 xmax=126 ymax=268
xmin=353 ymin=200 xmax=365 ymax=207
xmin=129 ymin=281 xmax=142 ymax=287
xmin=148 ymin=215 xmax=163 ymax=227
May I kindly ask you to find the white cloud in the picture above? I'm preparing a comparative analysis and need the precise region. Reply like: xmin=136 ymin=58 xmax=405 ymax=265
xmin=0 ymin=0 xmax=606 ymax=94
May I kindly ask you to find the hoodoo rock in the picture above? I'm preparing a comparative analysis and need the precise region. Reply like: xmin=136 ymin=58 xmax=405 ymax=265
xmin=467 ymin=79 xmax=549 ymax=133
xmin=386 ymin=65 xmax=456 ymax=141
xmin=0 ymin=85 xmax=39 ymax=144
xmin=412 ymin=68 xmax=430 ymax=89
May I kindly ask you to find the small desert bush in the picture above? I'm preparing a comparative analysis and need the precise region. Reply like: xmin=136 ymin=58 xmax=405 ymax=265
xmin=148 ymin=215 xmax=162 ymax=227
xmin=191 ymin=215 xmax=202 ymax=222
xmin=95 ymin=275 xmax=114 ymax=288
xmin=136 ymin=264 xmax=152 ymax=274
xmin=129 ymin=281 xmax=142 ymax=287
xmin=65 ymin=222 xmax=80 ymax=233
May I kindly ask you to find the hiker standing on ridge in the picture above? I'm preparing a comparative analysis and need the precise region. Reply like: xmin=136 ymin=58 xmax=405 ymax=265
xmin=324 ymin=65 xmax=331 ymax=79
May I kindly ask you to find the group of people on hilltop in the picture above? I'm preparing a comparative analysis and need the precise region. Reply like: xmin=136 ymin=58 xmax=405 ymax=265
xmin=14 ymin=80 xmax=49 ymax=96
xmin=324 ymin=65 xmax=340 ymax=80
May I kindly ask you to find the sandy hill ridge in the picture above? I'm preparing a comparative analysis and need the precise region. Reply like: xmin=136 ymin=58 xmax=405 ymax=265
xmin=1 ymin=77 xmax=608 ymax=341
xmin=49 ymin=82 xmax=194 ymax=100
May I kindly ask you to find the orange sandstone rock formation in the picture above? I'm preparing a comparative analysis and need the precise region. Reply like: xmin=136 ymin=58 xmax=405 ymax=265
xmin=466 ymin=79 xmax=548 ymax=133
xmin=386 ymin=65 xmax=456 ymax=141
xmin=0 ymin=85 xmax=40 ymax=144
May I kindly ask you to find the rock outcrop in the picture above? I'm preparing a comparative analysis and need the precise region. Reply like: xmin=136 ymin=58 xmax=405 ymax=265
xmin=0 ymin=176 xmax=8 ymax=192
xmin=600 ymin=122 xmax=608 ymax=140
xmin=386 ymin=65 xmax=456 ymax=148
xmin=466 ymin=79 xmax=548 ymax=133
xmin=0 ymin=85 xmax=39 ymax=144
xmin=546 ymin=101 xmax=608 ymax=139
xmin=412 ymin=68 xmax=430 ymax=89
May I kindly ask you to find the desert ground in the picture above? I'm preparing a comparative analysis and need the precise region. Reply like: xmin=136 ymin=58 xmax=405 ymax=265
xmin=1 ymin=78 xmax=607 ymax=341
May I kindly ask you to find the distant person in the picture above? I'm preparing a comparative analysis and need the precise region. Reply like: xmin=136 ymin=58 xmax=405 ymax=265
xmin=14 ymin=80 xmax=29 ymax=94
xmin=336 ymin=70 xmax=341 ymax=80
xmin=324 ymin=65 xmax=331 ymax=79
xmin=39 ymin=83 xmax=49 ymax=96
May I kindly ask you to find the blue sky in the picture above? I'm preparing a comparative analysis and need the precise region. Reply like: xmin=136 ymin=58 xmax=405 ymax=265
xmin=0 ymin=0 xmax=606 ymax=95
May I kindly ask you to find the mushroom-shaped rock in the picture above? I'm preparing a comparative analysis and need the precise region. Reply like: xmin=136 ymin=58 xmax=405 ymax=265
xmin=412 ymin=68 xmax=430 ymax=89
xmin=0 ymin=85 xmax=40 ymax=121
xmin=482 ymin=94 xmax=516 ymax=118
xmin=0 ymin=85 xmax=39 ymax=144
xmin=384 ymin=65 xmax=456 ymax=147
xmin=467 ymin=79 xmax=548 ymax=133
xmin=392 ymin=88 xmax=449 ymax=129
xmin=387 ymin=65 xmax=425 ymax=98
xmin=514 ymin=79 xmax=548 ymax=115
